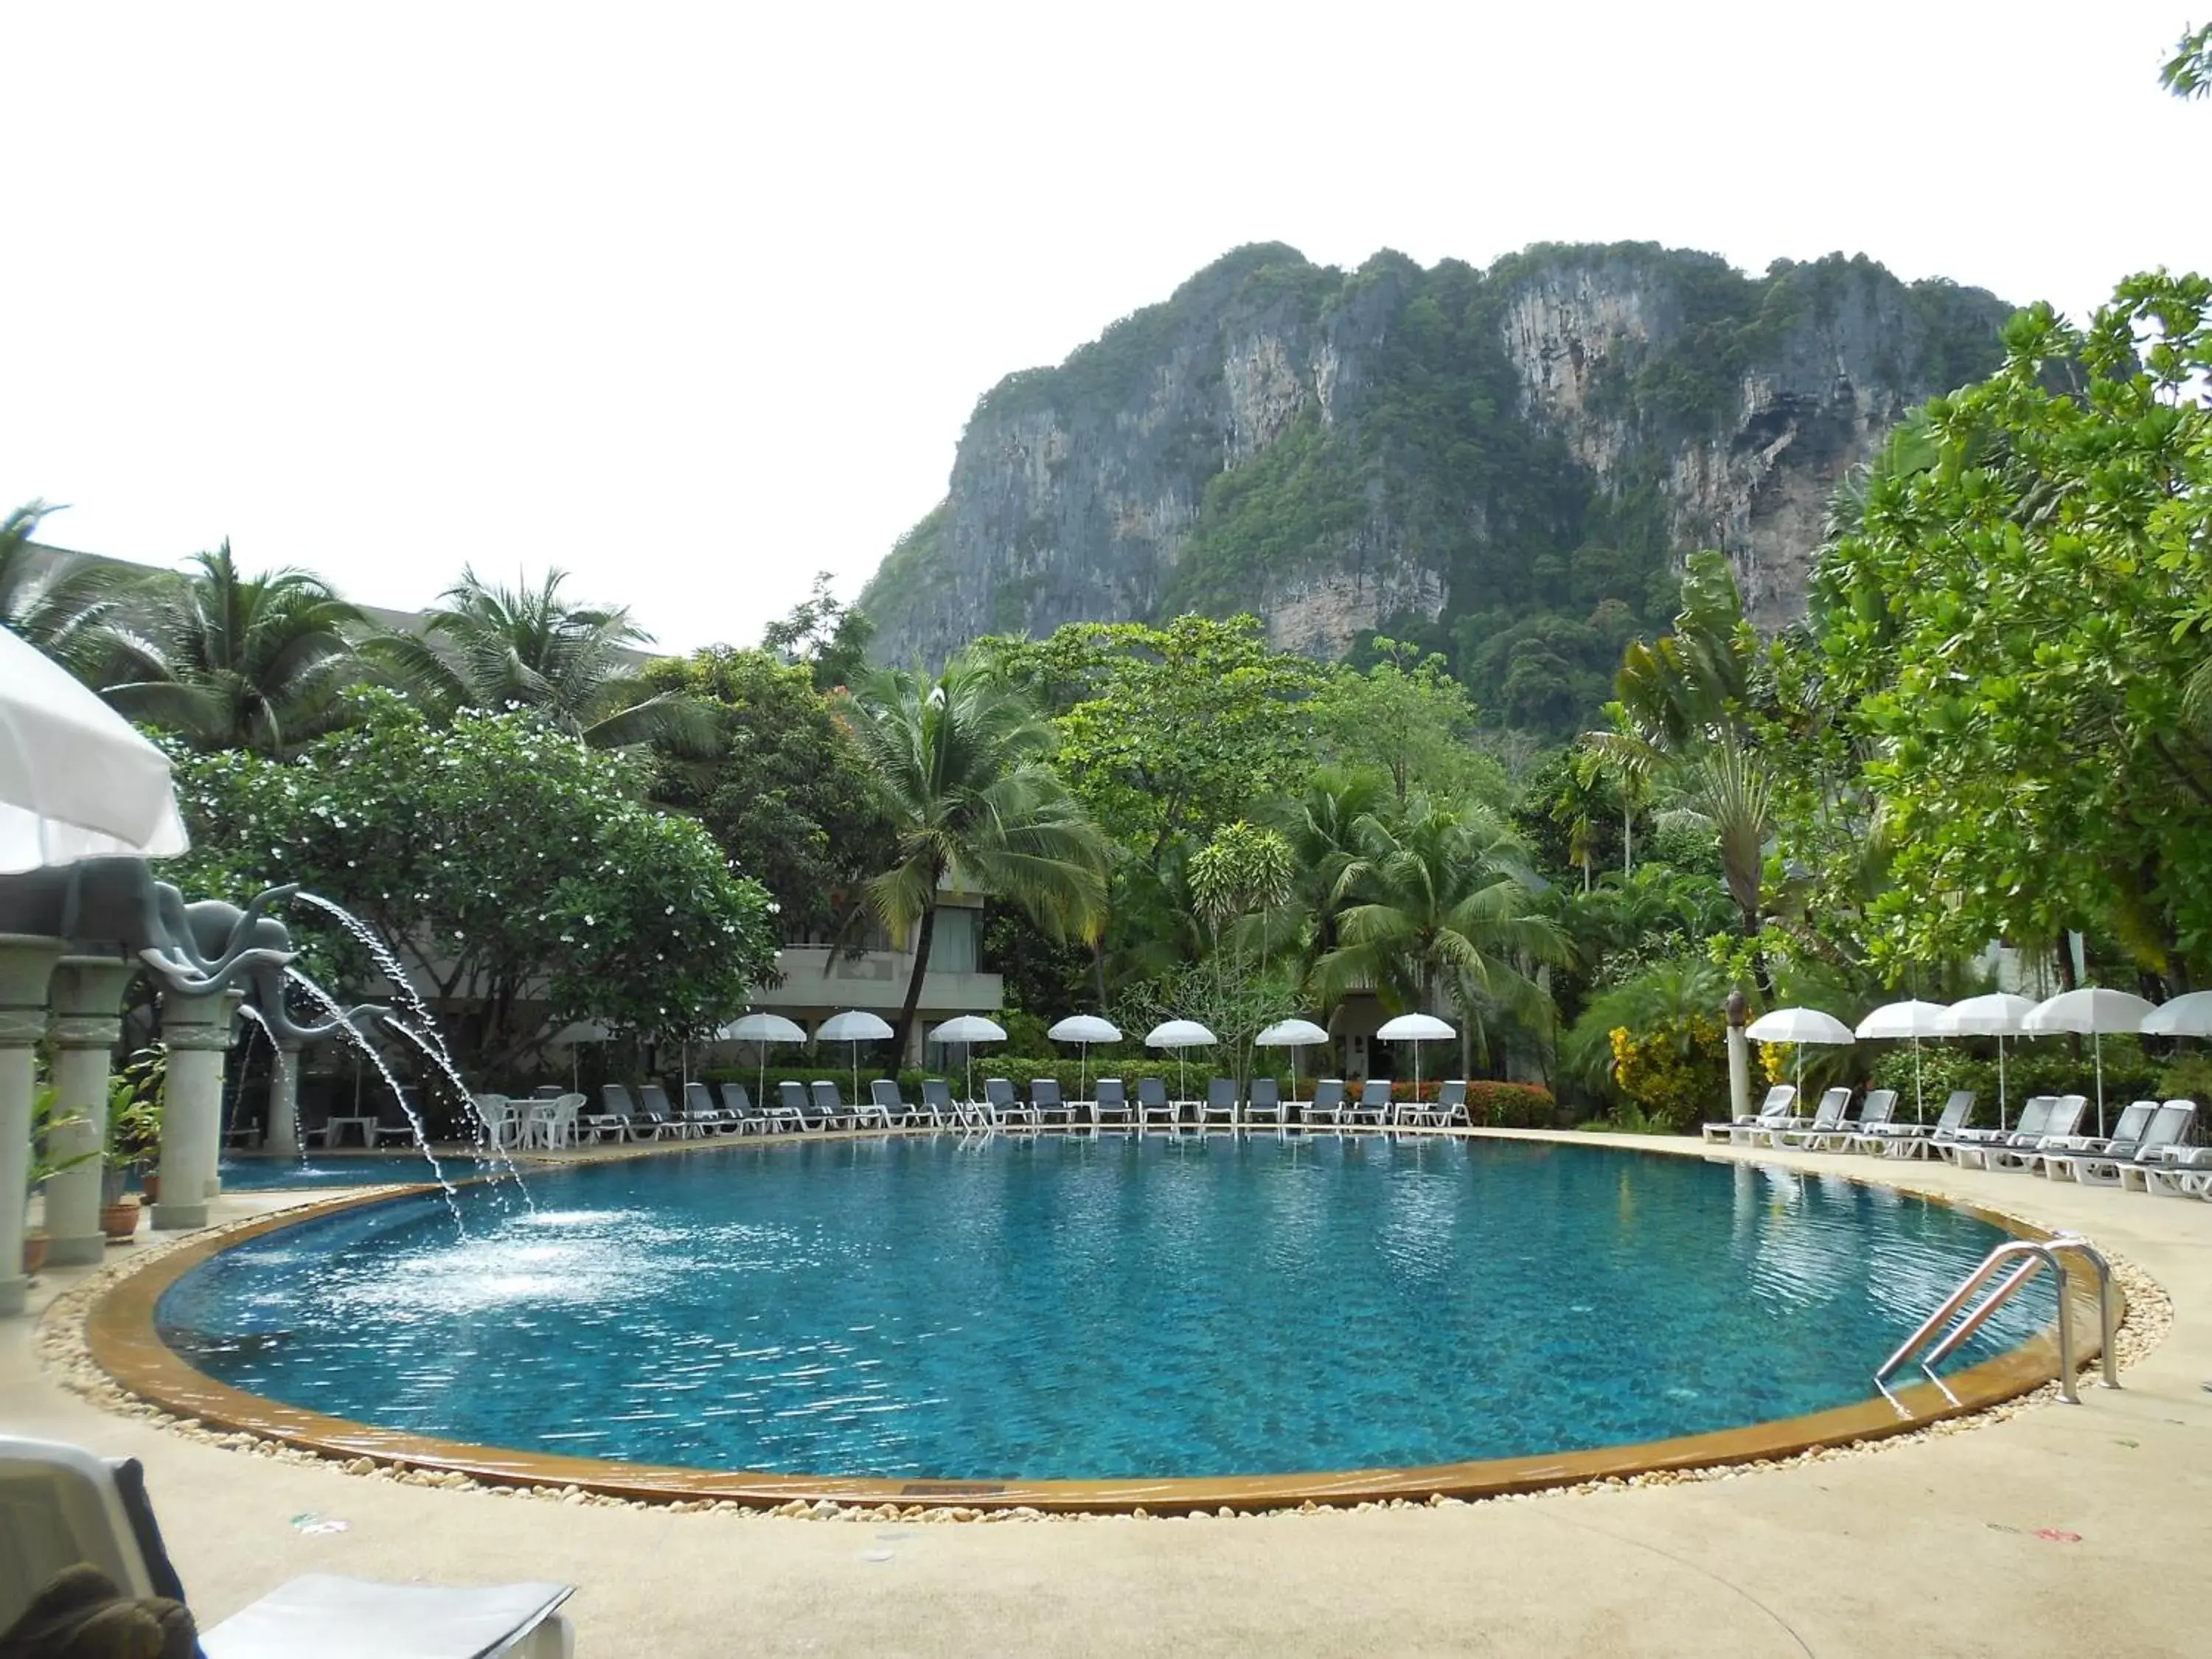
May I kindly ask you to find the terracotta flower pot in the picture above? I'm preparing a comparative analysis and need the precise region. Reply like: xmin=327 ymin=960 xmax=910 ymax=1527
xmin=140 ymin=1172 xmax=159 ymax=1203
xmin=23 ymin=1232 xmax=49 ymax=1277
xmin=100 ymin=1200 xmax=142 ymax=1242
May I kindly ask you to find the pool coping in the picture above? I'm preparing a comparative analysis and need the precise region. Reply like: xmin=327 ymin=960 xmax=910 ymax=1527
xmin=80 ymin=1131 xmax=2114 ymax=1514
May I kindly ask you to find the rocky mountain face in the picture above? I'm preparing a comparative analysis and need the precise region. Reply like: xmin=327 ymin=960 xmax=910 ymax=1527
xmin=861 ymin=242 xmax=2011 ymax=727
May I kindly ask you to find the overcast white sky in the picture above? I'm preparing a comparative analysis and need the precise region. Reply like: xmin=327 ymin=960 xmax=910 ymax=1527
xmin=3 ymin=3 xmax=2204 ymax=653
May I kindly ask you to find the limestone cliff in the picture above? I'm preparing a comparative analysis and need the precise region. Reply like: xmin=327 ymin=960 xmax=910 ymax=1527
xmin=861 ymin=242 xmax=2011 ymax=727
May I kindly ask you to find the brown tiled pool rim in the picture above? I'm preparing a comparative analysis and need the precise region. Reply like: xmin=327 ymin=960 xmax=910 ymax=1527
xmin=80 ymin=1132 xmax=2115 ymax=1514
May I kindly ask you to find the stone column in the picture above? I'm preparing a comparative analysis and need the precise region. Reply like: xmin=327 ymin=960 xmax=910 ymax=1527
xmin=43 ymin=956 xmax=139 ymax=1267
xmin=0 ymin=935 xmax=65 ymax=1316
xmin=1725 ymin=988 xmax=1751 ymax=1127
xmin=267 ymin=1039 xmax=303 ymax=1157
xmin=152 ymin=988 xmax=240 ymax=1232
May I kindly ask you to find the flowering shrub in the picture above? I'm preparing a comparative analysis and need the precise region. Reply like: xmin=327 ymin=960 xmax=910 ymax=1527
xmin=1609 ymin=1015 xmax=1730 ymax=1131
xmin=167 ymin=691 xmax=778 ymax=1075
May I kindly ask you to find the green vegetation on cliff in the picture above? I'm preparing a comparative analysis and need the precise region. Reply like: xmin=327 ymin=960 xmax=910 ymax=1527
xmin=865 ymin=239 xmax=2015 ymax=740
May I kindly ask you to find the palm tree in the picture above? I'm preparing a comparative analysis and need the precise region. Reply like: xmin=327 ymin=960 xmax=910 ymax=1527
xmin=97 ymin=543 xmax=364 ymax=757
xmin=366 ymin=568 xmax=711 ymax=750
xmin=849 ymin=658 xmax=1110 ymax=1057
xmin=0 ymin=500 xmax=139 ymax=677
xmin=1314 ymin=796 xmax=1566 ymax=1074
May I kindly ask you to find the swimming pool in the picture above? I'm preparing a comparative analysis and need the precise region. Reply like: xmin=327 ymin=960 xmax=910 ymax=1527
xmin=159 ymin=1136 xmax=2039 ymax=1485
xmin=217 ymin=1155 xmax=484 ymax=1191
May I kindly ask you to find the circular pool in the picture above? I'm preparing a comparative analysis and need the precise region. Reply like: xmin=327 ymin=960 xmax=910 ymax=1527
xmin=149 ymin=1135 xmax=2046 ymax=1489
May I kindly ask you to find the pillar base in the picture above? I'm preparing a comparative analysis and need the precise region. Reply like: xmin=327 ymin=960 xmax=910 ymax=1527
xmin=45 ymin=1233 xmax=103 ymax=1267
xmin=0 ymin=1276 xmax=24 ymax=1316
xmin=150 ymin=1202 xmax=209 ymax=1231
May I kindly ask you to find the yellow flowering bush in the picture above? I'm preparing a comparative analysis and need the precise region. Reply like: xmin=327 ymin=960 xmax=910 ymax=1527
xmin=1608 ymin=1015 xmax=1731 ymax=1132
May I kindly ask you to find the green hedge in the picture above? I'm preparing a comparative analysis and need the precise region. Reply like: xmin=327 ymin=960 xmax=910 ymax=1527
xmin=1864 ymin=1037 xmax=2191 ymax=1130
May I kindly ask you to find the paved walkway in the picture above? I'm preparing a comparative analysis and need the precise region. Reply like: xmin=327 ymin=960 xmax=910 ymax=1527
xmin=8 ymin=1133 xmax=2211 ymax=1658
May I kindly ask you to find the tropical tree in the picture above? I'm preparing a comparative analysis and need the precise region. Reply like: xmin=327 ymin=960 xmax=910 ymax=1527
xmin=639 ymin=646 xmax=895 ymax=938
xmin=849 ymin=658 xmax=1112 ymax=1055
xmin=97 ymin=543 xmax=365 ymax=757
xmin=368 ymin=567 xmax=709 ymax=750
xmin=1314 ymin=795 xmax=1565 ymax=1074
xmin=1582 ymin=552 xmax=1778 ymax=943
xmin=1812 ymin=274 xmax=2212 ymax=981
xmin=167 ymin=691 xmax=777 ymax=1077
xmin=0 ymin=500 xmax=140 ymax=675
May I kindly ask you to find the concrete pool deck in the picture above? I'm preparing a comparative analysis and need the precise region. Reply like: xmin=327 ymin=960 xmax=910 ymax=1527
xmin=9 ymin=1130 xmax=2212 ymax=1658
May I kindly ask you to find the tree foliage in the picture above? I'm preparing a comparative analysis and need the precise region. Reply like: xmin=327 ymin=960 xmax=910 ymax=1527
xmin=366 ymin=567 xmax=710 ymax=751
xmin=1813 ymin=274 xmax=2212 ymax=979
xmin=849 ymin=658 xmax=1111 ymax=1053
xmin=640 ymin=647 xmax=895 ymax=940
xmin=166 ymin=692 xmax=777 ymax=1074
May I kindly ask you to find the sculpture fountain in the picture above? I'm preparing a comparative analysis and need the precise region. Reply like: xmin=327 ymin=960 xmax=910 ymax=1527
xmin=0 ymin=858 xmax=503 ymax=1308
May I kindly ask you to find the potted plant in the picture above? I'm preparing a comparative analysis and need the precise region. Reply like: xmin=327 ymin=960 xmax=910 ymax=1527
xmin=101 ymin=1077 xmax=161 ymax=1242
xmin=25 ymin=1086 xmax=96 ymax=1277
xmin=113 ymin=1046 xmax=165 ymax=1203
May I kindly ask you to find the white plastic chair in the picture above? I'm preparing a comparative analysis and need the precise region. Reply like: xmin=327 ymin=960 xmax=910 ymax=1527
xmin=0 ymin=1436 xmax=574 ymax=1657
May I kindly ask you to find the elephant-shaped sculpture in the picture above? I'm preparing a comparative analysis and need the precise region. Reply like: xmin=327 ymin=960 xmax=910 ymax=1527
xmin=0 ymin=857 xmax=290 ymax=995
xmin=0 ymin=859 xmax=387 ymax=1040
xmin=166 ymin=894 xmax=388 ymax=1043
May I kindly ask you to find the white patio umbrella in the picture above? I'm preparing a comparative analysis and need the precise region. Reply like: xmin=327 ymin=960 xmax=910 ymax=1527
xmin=1047 ymin=1014 xmax=1121 ymax=1099
xmin=1145 ymin=1019 xmax=1217 ymax=1100
xmin=1939 ymin=992 xmax=2037 ymax=1128
xmin=1854 ymin=999 xmax=1951 ymax=1123
xmin=1376 ymin=1011 xmax=1455 ymax=1095
xmin=2021 ymin=987 xmax=2157 ymax=1136
xmin=720 ymin=1011 xmax=807 ymax=1101
xmin=1255 ymin=1018 xmax=1329 ymax=1102
xmin=1745 ymin=1006 xmax=1855 ymax=1101
xmin=2140 ymin=991 xmax=2212 ymax=1037
xmin=547 ymin=1019 xmax=611 ymax=1093
xmin=1 ymin=627 xmax=190 ymax=870
xmin=816 ymin=1009 xmax=894 ymax=1106
xmin=930 ymin=1014 xmax=1008 ymax=1102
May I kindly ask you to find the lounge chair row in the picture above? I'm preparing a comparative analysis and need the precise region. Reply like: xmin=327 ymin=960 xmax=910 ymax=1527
xmin=577 ymin=1077 xmax=1486 ymax=1139
xmin=1701 ymin=1085 xmax=2211 ymax=1195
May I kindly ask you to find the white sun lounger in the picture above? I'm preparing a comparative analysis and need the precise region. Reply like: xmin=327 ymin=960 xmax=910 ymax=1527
xmin=2031 ymin=1099 xmax=2158 ymax=1180
xmin=0 ymin=1436 xmax=574 ymax=1658
xmin=1702 ymin=1085 xmax=1796 ymax=1145
xmin=1770 ymin=1088 xmax=1855 ymax=1150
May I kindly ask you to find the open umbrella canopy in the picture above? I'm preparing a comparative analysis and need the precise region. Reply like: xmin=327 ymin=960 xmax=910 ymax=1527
xmin=2140 ymin=991 xmax=2212 ymax=1037
xmin=2021 ymin=988 xmax=2155 ymax=1034
xmin=2023 ymin=987 xmax=2156 ymax=1137
xmin=1938 ymin=993 xmax=2037 ymax=1130
xmin=1745 ymin=1007 xmax=1854 ymax=1046
xmin=1854 ymin=1000 xmax=1950 ymax=1039
xmin=1255 ymin=1018 xmax=1329 ymax=1048
xmin=1376 ymin=1012 xmax=1455 ymax=1041
xmin=817 ymin=1009 xmax=894 ymax=1043
xmin=1 ymin=627 xmax=190 ymax=871
xmin=1048 ymin=1014 xmax=1120 ymax=1044
xmin=717 ymin=1012 xmax=806 ymax=1044
xmin=1855 ymin=999 xmax=1950 ymax=1123
xmin=929 ymin=1015 xmax=1007 ymax=1045
xmin=1938 ymin=993 xmax=2037 ymax=1035
xmin=548 ymin=1020 xmax=611 ymax=1046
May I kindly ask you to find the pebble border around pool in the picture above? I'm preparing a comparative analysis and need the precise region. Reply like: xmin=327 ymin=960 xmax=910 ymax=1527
xmin=45 ymin=1137 xmax=2168 ymax=1520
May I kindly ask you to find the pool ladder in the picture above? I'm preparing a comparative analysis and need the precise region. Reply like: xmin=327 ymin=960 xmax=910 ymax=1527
xmin=1875 ymin=1232 xmax=2118 ymax=1415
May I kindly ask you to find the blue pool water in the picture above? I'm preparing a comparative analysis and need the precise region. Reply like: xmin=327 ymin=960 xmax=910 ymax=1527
xmin=218 ymin=1155 xmax=483 ymax=1191
xmin=160 ymin=1136 xmax=2040 ymax=1481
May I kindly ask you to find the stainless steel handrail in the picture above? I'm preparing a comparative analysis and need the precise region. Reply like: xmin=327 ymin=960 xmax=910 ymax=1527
xmin=1874 ymin=1232 xmax=2118 ymax=1413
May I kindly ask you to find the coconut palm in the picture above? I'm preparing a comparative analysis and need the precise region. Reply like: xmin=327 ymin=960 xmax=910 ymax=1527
xmin=97 ymin=543 xmax=364 ymax=757
xmin=0 ymin=500 xmax=139 ymax=677
xmin=1314 ymin=795 xmax=1566 ymax=1071
xmin=849 ymin=657 xmax=1110 ymax=1057
xmin=366 ymin=567 xmax=711 ymax=751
